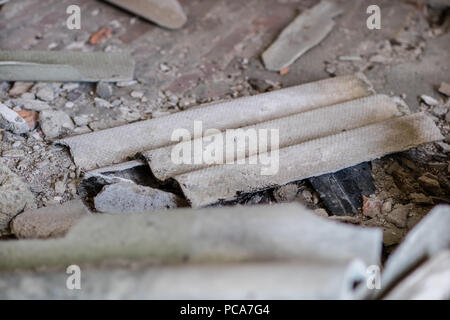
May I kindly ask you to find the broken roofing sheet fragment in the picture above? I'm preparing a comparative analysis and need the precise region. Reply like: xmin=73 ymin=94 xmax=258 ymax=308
xmin=262 ymin=0 xmax=342 ymax=71
xmin=375 ymin=205 xmax=450 ymax=299
xmin=0 ymin=51 xmax=135 ymax=82
xmin=0 ymin=260 xmax=369 ymax=299
xmin=104 ymin=0 xmax=187 ymax=29
xmin=143 ymin=94 xmax=403 ymax=181
xmin=58 ymin=74 xmax=373 ymax=171
xmin=176 ymin=113 xmax=443 ymax=207
xmin=0 ymin=203 xmax=382 ymax=270
xmin=384 ymin=250 xmax=450 ymax=300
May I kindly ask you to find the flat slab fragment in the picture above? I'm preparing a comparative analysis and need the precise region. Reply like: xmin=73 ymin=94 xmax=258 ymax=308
xmin=11 ymin=199 xmax=90 ymax=239
xmin=58 ymin=75 xmax=373 ymax=171
xmin=262 ymin=0 xmax=343 ymax=71
xmin=0 ymin=203 xmax=382 ymax=271
xmin=0 ymin=51 xmax=135 ymax=82
xmin=175 ymin=113 xmax=443 ymax=207
xmin=105 ymin=0 xmax=187 ymax=29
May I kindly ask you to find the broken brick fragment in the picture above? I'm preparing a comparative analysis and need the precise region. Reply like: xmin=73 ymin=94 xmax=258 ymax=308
xmin=362 ymin=196 xmax=382 ymax=218
xmin=17 ymin=110 xmax=38 ymax=130
xmin=89 ymin=27 xmax=112 ymax=45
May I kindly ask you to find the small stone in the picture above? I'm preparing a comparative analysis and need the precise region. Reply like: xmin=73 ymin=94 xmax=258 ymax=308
xmin=302 ymin=189 xmax=313 ymax=203
xmin=362 ymin=196 xmax=382 ymax=218
xmin=116 ymin=80 xmax=137 ymax=87
xmin=438 ymin=82 xmax=450 ymax=97
xmin=94 ymin=182 xmax=183 ymax=213
xmin=62 ymin=83 xmax=79 ymax=91
xmin=420 ymin=94 xmax=439 ymax=106
xmin=9 ymin=82 xmax=33 ymax=97
xmin=54 ymin=180 xmax=66 ymax=194
xmin=418 ymin=175 xmax=441 ymax=193
xmin=159 ymin=63 xmax=171 ymax=72
xmin=20 ymin=92 xmax=35 ymax=100
xmin=248 ymin=79 xmax=272 ymax=92
xmin=446 ymin=111 xmax=450 ymax=123
xmin=410 ymin=193 xmax=433 ymax=205
xmin=273 ymin=184 xmax=298 ymax=202
xmin=94 ymin=97 xmax=112 ymax=108
xmin=67 ymin=90 xmax=83 ymax=101
xmin=39 ymin=110 xmax=75 ymax=139
xmin=89 ymin=27 xmax=112 ymax=45
xmin=12 ymin=98 xmax=50 ymax=111
xmin=65 ymin=101 xmax=74 ymax=109
xmin=73 ymin=115 xmax=89 ymax=126
xmin=314 ymin=208 xmax=328 ymax=218
xmin=130 ymin=90 xmax=144 ymax=99
xmin=0 ymin=103 xmax=30 ymax=134
xmin=383 ymin=223 xmax=404 ymax=247
xmin=96 ymin=81 xmax=113 ymax=99
xmin=432 ymin=106 xmax=448 ymax=117
xmin=0 ymin=163 xmax=35 ymax=235
xmin=386 ymin=204 xmax=411 ymax=228
xmin=36 ymin=85 xmax=55 ymax=102
xmin=382 ymin=200 xmax=392 ymax=214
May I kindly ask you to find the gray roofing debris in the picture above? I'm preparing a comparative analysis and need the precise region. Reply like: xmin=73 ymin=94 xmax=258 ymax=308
xmin=104 ymin=0 xmax=187 ymax=29
xmin=375 ymin=205 xmax=450 ymax=299
xmin=94 ymin=182 xmax=185 ymax=213
xmin=0 ymin=203 xmax=382 ymax=271
xmin=10 ymin=199 xmax=90 ymax=239
xmin=0 ymin=260 xmax=368 ymax=299
xmin=384 ymin=250 xmax=450 ymax=300
xmin=262 ymin=0 xmax=343 ymax=71
xmin=58 ymin=74 xmax=373 ymax=171
xmin=0 ymin=51 xmax=135 ymax=82
xmin=144 ymin=94 xmax=403 ymax=182
xmin=0 ymin=103 xmax=30 ymax=134
xmin=0 ymin=162 xmax=35 ymax=236
xmin=176 ymin=113 xmax=443 ymax=207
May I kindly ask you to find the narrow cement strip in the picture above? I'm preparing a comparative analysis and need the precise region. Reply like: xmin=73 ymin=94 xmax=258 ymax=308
xmin=0 ymin=260 xmax=368 ymax=299
xmin=175 ymin=113 xmax=444 ymax=207
xmin=58 ymin=74 xmax=373 ymax=171
xmin=0 ymin=203 xmax=382 ymax=270
xmin=377 ymin=205 xmax=450 ymax=299
xmin=143 ymin=94 xmax=405 ymax=181
xmin=0 ymin=51 xmax=135 ymax=82
xmin=105 ymin=0 xmax=187 ymax=29
xmin=262 ymin=0 xmax=343 ymax=71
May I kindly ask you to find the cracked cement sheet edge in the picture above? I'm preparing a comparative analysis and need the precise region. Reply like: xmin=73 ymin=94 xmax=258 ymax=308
xmin=262 ymin=0 xmax=343 ymax=71
xmin=105 ymin=0 xmax=187 ymax=29
xmin=58 ymin=74 xmax=373 ymax=171
xmin=143 ymin=94 xmax=406 ymax=181
xmin=0 ymin=51 xmax=135 ymax=82
xmin=175 ymin=113 xmax=444 ymax=207
xmin=0 ymin=260 xmax=368 ymax=299
xmin=0 ymin=203 xmax=382 ymax=270
xmin=376 ymin=205 xmax=450 ymax=299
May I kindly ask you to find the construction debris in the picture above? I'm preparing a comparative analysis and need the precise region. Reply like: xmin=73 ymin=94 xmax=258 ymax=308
xmin=0 ymin=51 xmax=135 ymax=82
xmin=104 ymin=0 xmax=187 ymax=29
xmin=10 ymin=199 xmax=90 ymax=239
xmin=0 ymin=260 xmax=368 ymax=299
xmin=309 ymin=163 xmax=376 ymax=216
xmin=175 ymin=113 xmax=443 ymax=207
xmin=89 ymin=27 xmax=112 ymax=45
xmin=262 ymin=1 xmax=342 ymax=71
xmin=0 ymin=162 xmax=35 ymax=236
xmin=420 ymin=94 xmax=439 ymax=106
xmin=0 ymin=203 xmax=382 ymax=270
xmin=58 ymin=74 xmax=373 ymax=171
xmin=438 ymin=82 xmax=450 ymax=96
xmin=39 ymin=110 xmax=75 ymax=140
xmin=0 ymin=103 xmax=30 ymax=134
xmin=376 ymin=205 xmax=450 ymax=298
xmin=94 ymin=182 xmax=183 ymax=213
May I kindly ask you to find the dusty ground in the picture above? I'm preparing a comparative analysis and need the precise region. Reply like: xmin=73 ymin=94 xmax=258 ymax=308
xmin=0 ymin=0 xmax=449 ymax=252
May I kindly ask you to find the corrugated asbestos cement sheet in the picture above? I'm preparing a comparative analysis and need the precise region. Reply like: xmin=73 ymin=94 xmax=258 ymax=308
xmin=59 ymin=74 xmax=373 ymax=170
xmin=0 ymin=51 xmax=135 ymax=82
xmin=175 ymin=113 xmax=443 ymax=207
xmin=0 ymin=203 xmax=382 ymax=270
